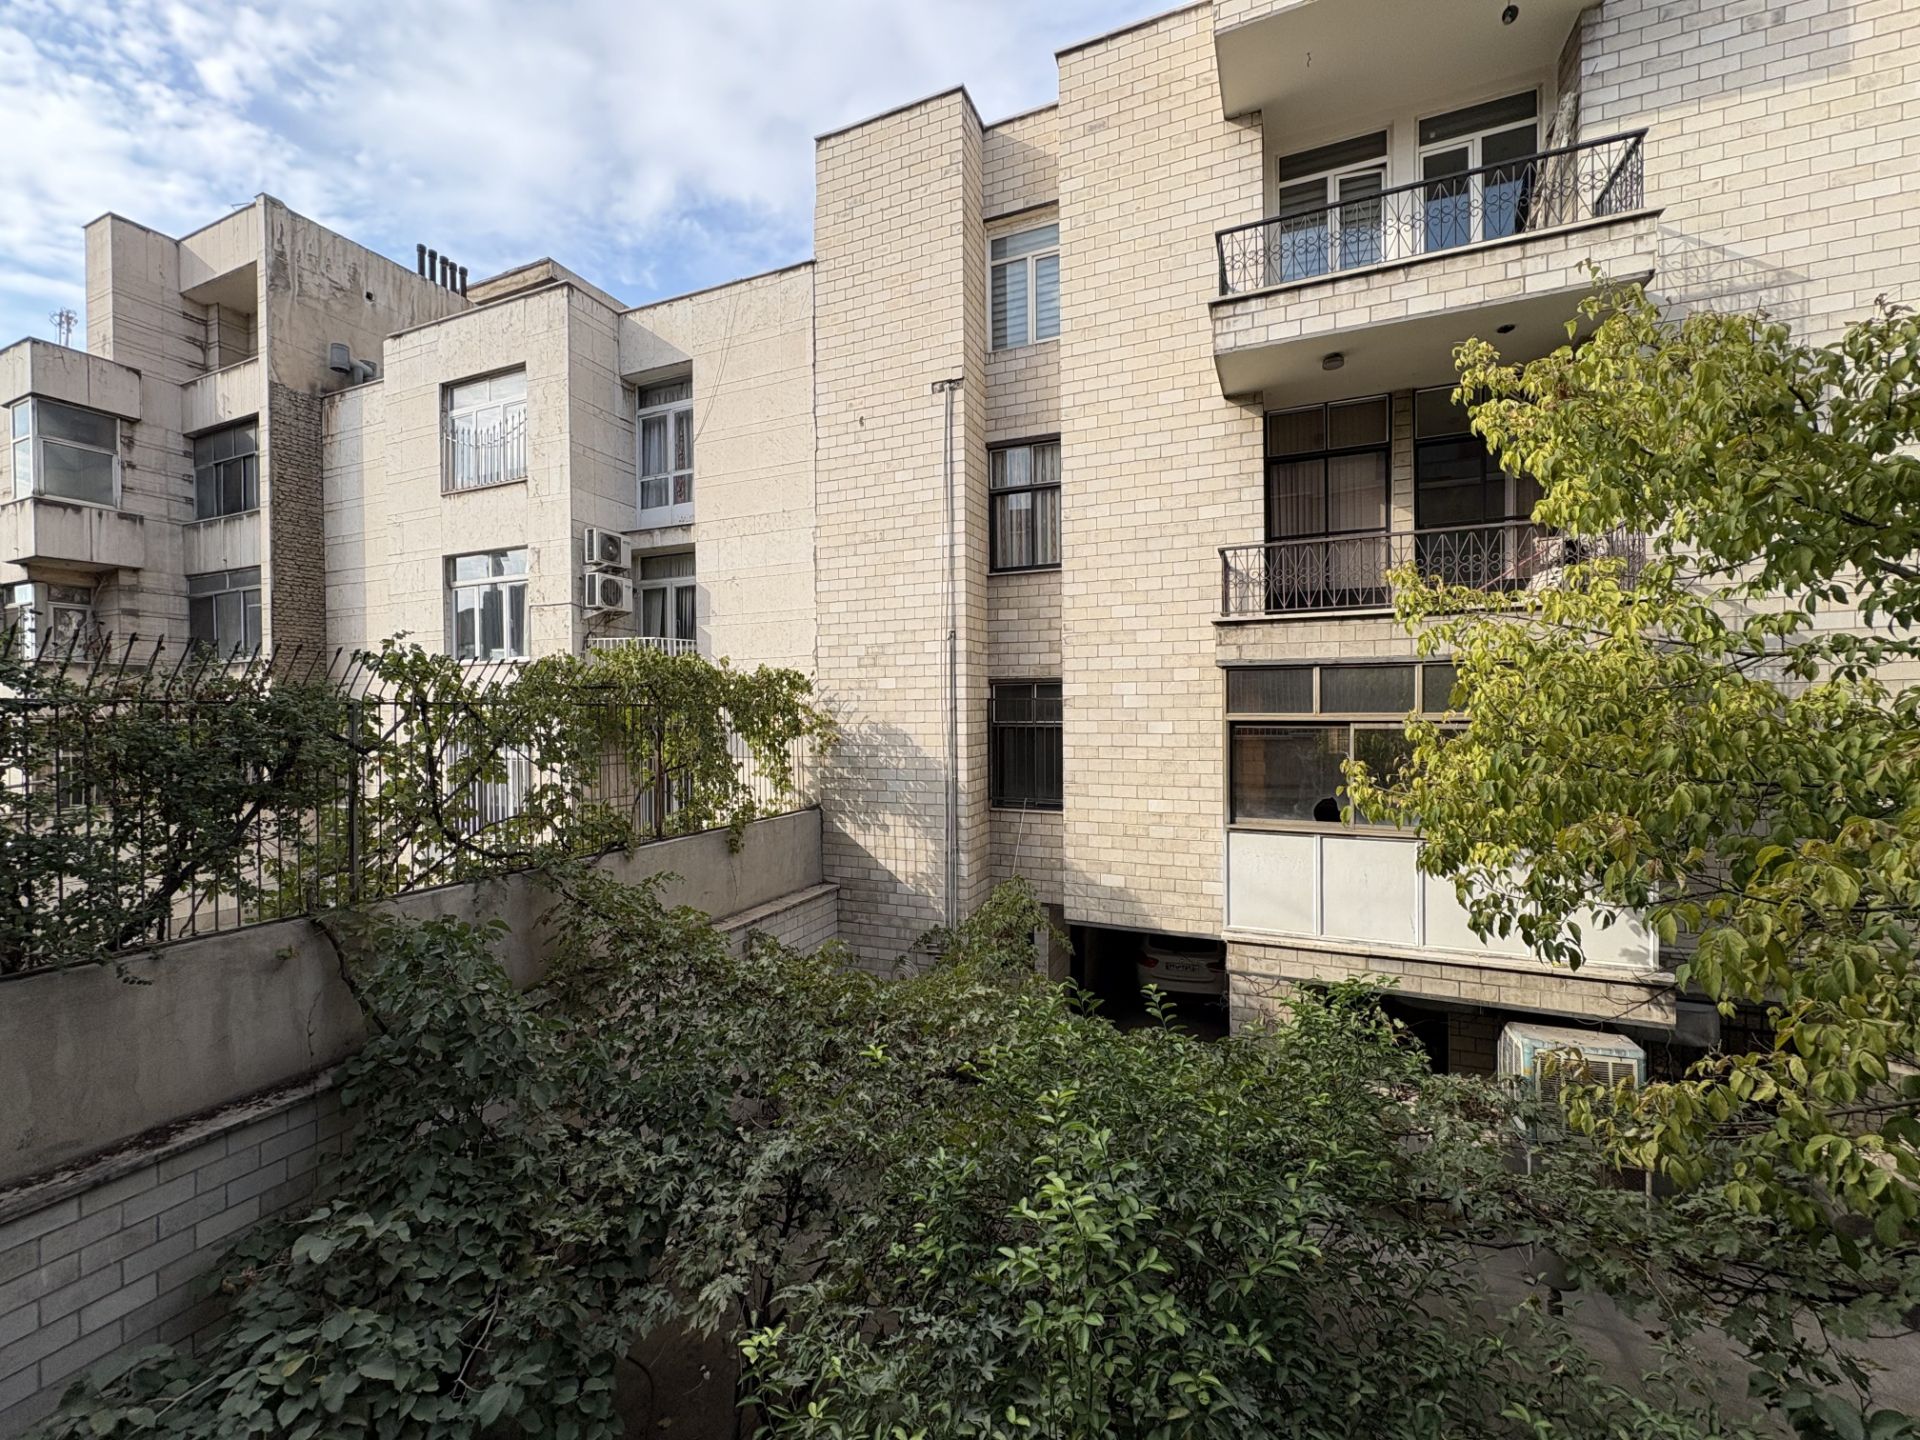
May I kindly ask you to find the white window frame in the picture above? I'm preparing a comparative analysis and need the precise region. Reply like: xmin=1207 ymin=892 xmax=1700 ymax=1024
xmin=989 ymin=223 xmax=1060 ymax=351
xmin=1417 ymin=90 xmax=1541 ymax=250
xmin=10 ymin=398 xmax=121 ymax=509
xmin=187 ymin=567 xmax=263 ymax=657
xmin=445 ymin=548 xmax=529 ymax=662
xmin=442 ymin=369 xmax=528 ymax=494
xmin=636 ymin=552 xmax=697 ymax=652
xmin=1271 ymin=135 xmax=1390 ymax=280
xmin=636 ymin=379 xmax=694 ymax=528
xmin=5 ymin=581 xmax=97 ymax=659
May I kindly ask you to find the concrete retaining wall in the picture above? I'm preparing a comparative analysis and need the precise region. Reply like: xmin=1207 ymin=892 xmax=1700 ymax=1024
xmin=0 ymin=809 xmax=834 ymax=1435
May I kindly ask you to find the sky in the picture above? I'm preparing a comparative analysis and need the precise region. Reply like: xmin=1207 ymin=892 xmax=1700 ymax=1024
xmin=0 ymin=0 xmax=1147 ymax=344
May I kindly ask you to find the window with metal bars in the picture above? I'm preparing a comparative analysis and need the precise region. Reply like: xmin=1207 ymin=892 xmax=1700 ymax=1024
xmin=989 ymin=680 xmax=1062 ymax=810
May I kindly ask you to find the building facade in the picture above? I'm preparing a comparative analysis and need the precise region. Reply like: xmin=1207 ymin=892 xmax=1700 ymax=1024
xmin=6 ymin=0 xmax=1917 ymax=1071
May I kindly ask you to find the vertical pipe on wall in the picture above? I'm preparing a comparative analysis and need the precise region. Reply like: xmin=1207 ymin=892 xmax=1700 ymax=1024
xmin=930 ymin=376 xmax=964 ymax=932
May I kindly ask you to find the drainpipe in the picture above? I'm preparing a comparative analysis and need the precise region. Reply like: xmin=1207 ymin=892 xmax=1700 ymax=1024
xmin=930 ymin=376 xmax=965 ymax=932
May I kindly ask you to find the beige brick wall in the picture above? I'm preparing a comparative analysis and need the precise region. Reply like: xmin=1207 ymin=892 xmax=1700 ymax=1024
xmin=984 ymin=107 xmax=1060 ymax=217
xmin=1057 ymin=5 xmax=1266 ymax=938
xmin=623 ymin=265 xmax=819 ymax=674
xmin=813 ymin=91 xmax=994 ymax=967
xmin=0 ymin=1084 xmax=345 ymax=1437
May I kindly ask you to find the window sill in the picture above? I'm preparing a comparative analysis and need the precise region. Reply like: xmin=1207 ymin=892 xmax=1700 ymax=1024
xmin=988 ymin=336 xmax=1061 ymax=357
xmin=989 ymin=563 xmax=1062 ymax=577
xmin=186 ymin=509 xmax=262 ymax=526
xmin=441 ymin=475 xmax=529 ymax=496
xmin=990 ymin=802 xmax=1063 ymax=814
xmin=1227 ymin=819 xmax=1415 ymax=838
xmin=12 ymin=492 xmax=123 ymax=514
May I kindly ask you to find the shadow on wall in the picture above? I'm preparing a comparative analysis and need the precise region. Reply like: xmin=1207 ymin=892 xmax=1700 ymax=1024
xmin=814 ymin=709 xmax=946 ymax=973
xmin=1652 ymin=226 xmax=1811 ymax=328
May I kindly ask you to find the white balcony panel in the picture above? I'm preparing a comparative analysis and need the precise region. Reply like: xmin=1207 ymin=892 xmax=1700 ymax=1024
xmin=182 ymin=512 xmax=262 ymax=575
xmin=1227 ymin=828 xmax=1656 ymax=969
xmin=181 ymin=358 xmax=262 ymax=435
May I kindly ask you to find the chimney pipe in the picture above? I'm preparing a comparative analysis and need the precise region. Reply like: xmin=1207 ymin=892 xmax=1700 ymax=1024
xmin=442 ymin=257 xmax=454 ymax=289
xmin=416 ymin=243 xmax=427 ymax=277
xmin=458 ymin=265 xmax=468 ymax=298
xmin=427 ymin=248 xmax=438 ymax=285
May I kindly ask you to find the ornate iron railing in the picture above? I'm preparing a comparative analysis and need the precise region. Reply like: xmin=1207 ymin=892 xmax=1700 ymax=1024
xmin=1220 ymin=521 xmax=1648 ymax=617
xmin=1216 ymin=130 xmax=1648 ymax=297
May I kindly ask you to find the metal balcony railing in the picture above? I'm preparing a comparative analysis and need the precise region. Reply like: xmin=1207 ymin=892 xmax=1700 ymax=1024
xmin=1216 ymin=130 xmax=1648 ymax=297
xmin=442 ymin=412 xmax=529 ymax=493
xmin=1220 ymin=521 xmax=1648 ymax=617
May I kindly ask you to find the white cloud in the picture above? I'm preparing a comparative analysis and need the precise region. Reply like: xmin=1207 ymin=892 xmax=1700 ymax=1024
xmin=0 ymin=0 xmax=1143 ymax=342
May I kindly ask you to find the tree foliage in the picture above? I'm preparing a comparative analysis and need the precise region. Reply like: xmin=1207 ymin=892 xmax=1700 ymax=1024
xmin=40 ymin=876 xmax=1797 ymax=1440
xmin=1345 ymin=286 xmax=1920 ymax=1416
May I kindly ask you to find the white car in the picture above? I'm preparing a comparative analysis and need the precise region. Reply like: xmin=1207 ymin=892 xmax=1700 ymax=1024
xmin=1136 ymin=935 xmax=1227 ymax=998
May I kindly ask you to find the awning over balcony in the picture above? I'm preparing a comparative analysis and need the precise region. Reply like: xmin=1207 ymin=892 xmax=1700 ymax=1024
xmin=1214 ymin=0 xmax=1591 ymax=129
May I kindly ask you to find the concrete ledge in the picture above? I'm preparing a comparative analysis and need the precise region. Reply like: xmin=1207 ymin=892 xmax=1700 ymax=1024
xmin=0 ymin=810 xmax=824 ymax=1187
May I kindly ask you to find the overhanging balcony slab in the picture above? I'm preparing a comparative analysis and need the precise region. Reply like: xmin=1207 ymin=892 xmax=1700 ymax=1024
xmin=1210 ymin=208 xmax=1659 ymax=402
xmin=1214 ymin=0 xmax=1589 ymax=128
xmin=0 ymin=497 xmax=146 ymax=573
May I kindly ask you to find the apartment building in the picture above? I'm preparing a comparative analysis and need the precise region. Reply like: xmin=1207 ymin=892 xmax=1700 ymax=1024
xmin=6 ymin=0 xmax=1914 ymax=1073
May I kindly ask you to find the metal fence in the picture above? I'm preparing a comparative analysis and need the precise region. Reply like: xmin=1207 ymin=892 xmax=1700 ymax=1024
xmin=1221 ymin=521 xmax=1649 ymax=617
xmin=0 ymin=640 xmax=816 ymax=970
xmin=1216 ymin=131 xmax=1647 ymax=297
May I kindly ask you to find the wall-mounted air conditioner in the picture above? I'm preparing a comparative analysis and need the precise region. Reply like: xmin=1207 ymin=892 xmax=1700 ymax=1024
xmin=1497 ymin=1022 xmax=1645 ymax=1099
xmin=582 ymin=572 xmax=633 ymax=616
xmin=582 ymin=528 xmax=632 ymax=571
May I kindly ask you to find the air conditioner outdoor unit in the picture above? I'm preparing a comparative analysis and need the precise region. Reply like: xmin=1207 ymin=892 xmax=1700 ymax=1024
xmin=582 ymin=572 xmax=633 ymax=615
xmin=582 ymin=528 xmax=632 ymax=571
xmin=1497 ymin=1022 xmax=1645 ymax=1099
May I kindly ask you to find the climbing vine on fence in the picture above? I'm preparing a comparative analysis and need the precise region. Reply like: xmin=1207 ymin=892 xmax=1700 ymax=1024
xmin=0 ymin=633 xmax=831 ymax=973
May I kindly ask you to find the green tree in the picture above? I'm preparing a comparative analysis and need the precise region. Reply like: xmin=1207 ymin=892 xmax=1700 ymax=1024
xmin=1346 ymin=286 xmax=1920 ymax=1421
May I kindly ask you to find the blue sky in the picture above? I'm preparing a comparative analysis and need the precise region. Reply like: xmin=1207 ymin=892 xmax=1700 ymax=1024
xmin=0 ymin=0 xmax=1146 ymax=344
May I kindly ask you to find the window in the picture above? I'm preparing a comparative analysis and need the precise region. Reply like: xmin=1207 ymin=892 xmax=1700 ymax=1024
xmin=990 ymin=439 xmax=1060 ymax=571
xmin=1419 ymin=92 xmax=1539 ymax=251
xmin=10 ymin=398 xmax=118 ymax=507
xmin=1413 ymin=387 xmax=1540 ymax=528
xmin=191 ymin=421 xmax=258 ymax=519
xmin=187 ymin=567 xmax=263 ymax=656
xmin=990 ymin=681 xmax=1062 ymax=810
xmin=1225 ymin=662 xmax=1457 ymax=826
xmin=4 ymin=581 xmax=96 ymax=659
xmin=990 ymin=225 xmax=1060 ymax=350
xmin=442 ymin=369 xmax=527 ymax=492
xmin=1271 ymin=132 xmax=1389 ymax=281
xmin=637 ymin=379 xmax=694 ymax=526
xmin=1263 ymin=397 xmax=1392 ymax=611
xmin=446 ymin=549 xmax=528 ymax=661
xmin=637 ymin=552 xmax=697 ymax=648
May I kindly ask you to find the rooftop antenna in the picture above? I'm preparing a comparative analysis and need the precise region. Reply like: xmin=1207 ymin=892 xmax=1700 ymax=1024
xmin=49 ymin=308 xmax=77 ymax=347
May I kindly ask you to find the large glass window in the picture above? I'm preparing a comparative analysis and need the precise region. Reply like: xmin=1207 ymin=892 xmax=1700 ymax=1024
xmin=187 ymin=567 xmax=263 ymax=656
xmin=1263 ymin=397 xmax=1392 ymax=611
xmin=1413 ymin=387 xmax=1541 ymax=529
xmin=637 ymin=378 xmax=694 ymax=525
xmin=443 ymin=369 xmax=527 ymax=493
xmin=191 ymin=421 xmax=259 ymax=519
xmin=990 ymin=439 xmax=1060 ymax=572
xmin=10 ymin=398 xmax=118 ymax=507
xmin=4 ymin=581 xmax=96 ymax=659
xmin=990 ymin=680 xmax=1062 ymax=810
xmin=637 ymin=551 xmax=697 ymax=649
xmin=1419 ymin=92 xmax=1539 ymax=251
xmin=1226 ymin=662 xmax=1455 ymax=826
xmin=446 ymin=549 xmax=528 ymax=661
xmin=1271 ymin=132 xmax=1389 ymax=282
xmin=990 ymin=225 xmax=1060 ymax=350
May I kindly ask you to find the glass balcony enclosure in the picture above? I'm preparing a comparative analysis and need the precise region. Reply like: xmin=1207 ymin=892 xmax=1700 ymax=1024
xmin=9 ymin=398 xmax=119 ymax=508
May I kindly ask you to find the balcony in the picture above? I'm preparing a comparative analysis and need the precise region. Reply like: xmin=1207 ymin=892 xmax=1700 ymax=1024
xmin=1218 ymin=133 xmax=1645 ymax=297
xmin=1220 ymin=521 xmax=1646 ymax=619
xmin=1209 ymin=132 xmax=1659 ymax=403
xmin=588 ymin=635 xmax=701 ymax=658
xmin=0 ymin=497 xmax=146 ymax=574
